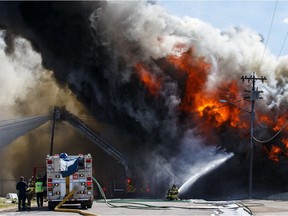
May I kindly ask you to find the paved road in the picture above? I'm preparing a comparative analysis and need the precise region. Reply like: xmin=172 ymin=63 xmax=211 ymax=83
xmin=1 ymin=198 xmax=288 ymax=215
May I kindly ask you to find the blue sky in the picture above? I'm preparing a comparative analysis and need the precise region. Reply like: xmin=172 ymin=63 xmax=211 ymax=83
xmin=159 ymin=1 xmax=288 ymax=56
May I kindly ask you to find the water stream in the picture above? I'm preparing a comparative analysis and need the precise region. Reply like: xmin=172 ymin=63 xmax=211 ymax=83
xmin=0 ymin=114 xmax=50 ymax=148
xmin=179 ymin=153 xmax=234 ymax=194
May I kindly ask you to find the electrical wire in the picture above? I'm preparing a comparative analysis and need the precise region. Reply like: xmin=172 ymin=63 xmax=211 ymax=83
xmin=78 ymin=98 xmax=247 ymax=124
xmin=253 ymin=118 xmax=288 ymax=143
xmin=270 ymin=31 xmax=288 ymax=73
xmin=133 ymin=99 xmax=247 ymax=124
xmin=257 ymin=0 xmax=278 ymax=73
xmin=276 ymin=31 xmax=288 ymax=61
xmin=254 ymin=113 xmax=267 ymax=128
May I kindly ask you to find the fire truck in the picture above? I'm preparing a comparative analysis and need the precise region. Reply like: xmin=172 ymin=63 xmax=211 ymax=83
xmin=46 ymin=153 xmax=93 ymax=210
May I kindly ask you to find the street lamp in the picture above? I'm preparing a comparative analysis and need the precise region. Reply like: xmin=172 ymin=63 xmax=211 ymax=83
xmin=219 ymin=100 xmax=251 ymax=114
xmin=219 ymin=99 xmax=254 ymax=199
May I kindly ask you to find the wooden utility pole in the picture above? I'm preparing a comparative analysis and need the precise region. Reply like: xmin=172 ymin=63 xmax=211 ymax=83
xmin=241 ymin=72 xmax=266 ymax=199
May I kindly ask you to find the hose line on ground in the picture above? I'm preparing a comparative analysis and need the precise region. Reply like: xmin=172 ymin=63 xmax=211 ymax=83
xmin=54 ymin=187 xmax=97 ymax=216
xmin=51 ymin=175 xmax=251 ymax=215
xmin=92 ymin=176 xmax=219 ymax=211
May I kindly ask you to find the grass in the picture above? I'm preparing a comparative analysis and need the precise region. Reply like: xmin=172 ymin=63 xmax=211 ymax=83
xmin=0 ymin=197 xmax=17 ymax=209
xmin=0 ymin=197 xmax=39 ymax=210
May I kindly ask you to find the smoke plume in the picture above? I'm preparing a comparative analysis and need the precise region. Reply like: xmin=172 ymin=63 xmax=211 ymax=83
xmin=0 ymin=1 xmax=287 ymax=199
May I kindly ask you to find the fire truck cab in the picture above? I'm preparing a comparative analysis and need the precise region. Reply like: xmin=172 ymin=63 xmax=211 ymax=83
xmin=46 ymin=153 xmax=93 ymax=210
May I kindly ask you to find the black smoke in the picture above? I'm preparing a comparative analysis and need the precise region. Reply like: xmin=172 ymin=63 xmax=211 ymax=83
xmin=0 ymin=1 xmax=186 ymax=196
xmin=0 ymin=1 xmax=287 ymax=199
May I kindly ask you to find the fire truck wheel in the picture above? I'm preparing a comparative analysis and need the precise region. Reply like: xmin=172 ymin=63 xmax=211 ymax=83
xmin=81 ymin=201 xmax=92 ymax=209
xmin=48 ymin=201 xmax=57 ymax=210
xmin=87 ymin=200 xmax=93 ymax=208
xmin=81 ymin=202 xmax=87 ymax=209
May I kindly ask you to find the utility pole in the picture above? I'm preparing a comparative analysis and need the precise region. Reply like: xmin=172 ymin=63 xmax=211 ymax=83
xmin=241 ymin=72 xmax=266 ymax=199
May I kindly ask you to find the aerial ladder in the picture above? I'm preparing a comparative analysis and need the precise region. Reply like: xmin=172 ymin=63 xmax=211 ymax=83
xmin=49 ymin=106 xmax=131 ymax=177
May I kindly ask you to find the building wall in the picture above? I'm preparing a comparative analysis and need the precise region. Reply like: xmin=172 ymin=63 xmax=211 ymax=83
xmin=0 ymin=179 xmax=17 ymax=197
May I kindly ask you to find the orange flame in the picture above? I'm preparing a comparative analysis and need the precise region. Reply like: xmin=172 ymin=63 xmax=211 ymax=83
xmin=256 ymin=113 xmax=288 ymax=162
xmin=283 ymin=138 xmax=288 ymax=148
xmin=167 ymin=49 xmax=211 ymax=112
xmin=273 ymin=115 xmax=288 ymax=131
xmin=135 ymin=63 xmax=161 ymax=95
xmin=257 ymin=114 xmax=274 ymax=127
xmin=167 ymin=49 xmax=248 ymax=129
xmin=136 ymin=47 xmax=286 ymax=163
xmin=264 ymin=138 xmax=288 ymax=163
xmin=267 ymin=145 xmax=282 ymax=163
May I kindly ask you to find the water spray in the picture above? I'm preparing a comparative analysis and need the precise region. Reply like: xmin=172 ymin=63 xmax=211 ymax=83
xmin=179 ymin=153 xmax=234 ymax=195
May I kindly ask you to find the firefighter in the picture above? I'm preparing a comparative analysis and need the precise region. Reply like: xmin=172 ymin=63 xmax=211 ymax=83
xmin=28 ymin=176 xmax=35 ymax=195
xmin=166 ymin=184 xmax=179 ymax=200
xmin=26 ymin=187 xmax=33 ymax=210
xmin=26 ymin=176 xmax=35 ymax=210
xmin=35 ymin=177 xmax=44 ymax=207
xmin=16 ymin=176 xmax=28 ymax=211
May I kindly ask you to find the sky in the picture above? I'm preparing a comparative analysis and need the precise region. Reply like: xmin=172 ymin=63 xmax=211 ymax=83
xmin=159 ymin=0 xmax=288 ymax=57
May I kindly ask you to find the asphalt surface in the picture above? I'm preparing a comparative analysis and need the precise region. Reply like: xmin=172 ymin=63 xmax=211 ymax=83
xmin=1 ymin=198 xmax=288 ymax=216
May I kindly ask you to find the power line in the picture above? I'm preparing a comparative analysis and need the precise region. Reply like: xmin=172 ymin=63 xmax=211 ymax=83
xmin=276 ymin=31 xmax=288 ymax=60
xmin=257 ymin=0 xmax=278 ymax=73
xmin=272 ymin=31 xmax=288 ymax=72
xmin=253 ymin=118 xmax=288 ymax=144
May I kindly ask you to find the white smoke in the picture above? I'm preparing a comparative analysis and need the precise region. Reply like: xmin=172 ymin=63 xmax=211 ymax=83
xmin=89 ymin=1 xmax=287 ymax=193
xmin=0 ymin=30 xmax=89 ymax=180
xmin=89 ymin=1 xmax=288 ymax=117
xmin=89 ymin=1 xmax=288 ymax=141
xmin=0 ymin=30 xmax=86 ymax=118
xmin=91 ymin=1 xmax=192 ymax=62
xmin=0 ymin=33 xmax=42 ymax=109
xmin=0 ymin=1 xmax=286 ymax=195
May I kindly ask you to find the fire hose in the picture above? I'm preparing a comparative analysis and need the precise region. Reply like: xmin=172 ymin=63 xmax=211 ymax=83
xmin=53 ymin=176 xmax=253 ymax=215
xmin=54 ymin=187 xmax=97 ymax=216
xmin=92 ymin=177 xmax=222 ymax=211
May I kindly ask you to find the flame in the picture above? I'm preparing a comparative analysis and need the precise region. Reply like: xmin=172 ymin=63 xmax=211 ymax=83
xmin=195 ymin=81 xmax=250 ymax=128
xmin=167 ymin=49 xmax=211 ymax=113
xmin=167 ymin=49 xmax=249 ymax=129
xmin=135 ymin=63 xmax=161 ymax=95
xmin=167 ymin=49 xmax=210 ymax=102
xmin=283 ymin=138 xmax=288 ymax=147
xmin=256 ymin=113 xmax=288 ymax=161
xmin=260 ymin=115 xmax=288 ymax=162
xmin=257 ymin=114 xmax=274 ymax=127
xmin=137 ymin=47 xmax=286 ymax=163
xmin=267 ymin=145 xmax=282 ymax=163
xmin=264 ymin=138 xmax=288 ymax=163
xmin=273 ymin=115 xmax=288 ymax=131
xmin=256 ymin=113 xmax=287 ymax=133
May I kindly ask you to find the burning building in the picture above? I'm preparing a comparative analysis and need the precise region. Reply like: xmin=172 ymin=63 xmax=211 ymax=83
xmin=0 ymin=1 xmax=287 ymax=199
